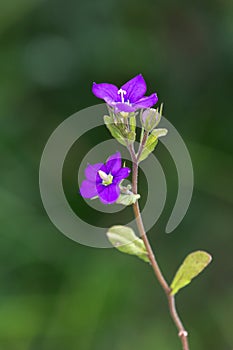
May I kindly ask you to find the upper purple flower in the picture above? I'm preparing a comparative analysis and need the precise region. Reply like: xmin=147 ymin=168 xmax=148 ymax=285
xmin=92 ymin=74 xmax=158 ymax=113
xmin=80 ymin=152 xmax=130 ymax=204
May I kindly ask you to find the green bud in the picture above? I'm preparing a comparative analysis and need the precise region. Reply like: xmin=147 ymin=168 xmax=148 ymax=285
xmin=141 ymin=108 xmax=161 ymax=132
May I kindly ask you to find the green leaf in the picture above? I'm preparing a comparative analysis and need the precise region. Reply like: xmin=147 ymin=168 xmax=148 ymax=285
xmin=103 ymin=115 xmax=127 ymax=146
xmin=138 ymin=128 xmax=168 ymax=162
xmin=116 ymin=193 xmax=140 ymax=206
xmin=138 ymin=133 xmax=158 ymax=162
xmin=152 ymin=128 xmax=168 ymax=138
xmin=170 ymin=251 xmax=212 ymax=295
xmin=106 ymin=225 xmax=149 ymax=262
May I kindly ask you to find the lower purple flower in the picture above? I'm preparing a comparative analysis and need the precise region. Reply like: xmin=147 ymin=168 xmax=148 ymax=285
xmin=80 ymin=152 xmax=130 ymax=204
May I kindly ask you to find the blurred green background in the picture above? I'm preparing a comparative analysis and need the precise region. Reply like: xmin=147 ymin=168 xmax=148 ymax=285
xmin=1 ymin=0 xmax=233 ymax=349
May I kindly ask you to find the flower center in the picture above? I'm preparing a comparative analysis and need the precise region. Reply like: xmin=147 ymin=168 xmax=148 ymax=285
xmin=98 ymin=170 xmax=113 ymax=186
xmin=117 ymin=88 xmax=127 ymax=103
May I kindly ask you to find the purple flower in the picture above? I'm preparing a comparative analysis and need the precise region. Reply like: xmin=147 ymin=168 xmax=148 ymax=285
xmin=92 ymin=74 xmax=158 ymax=113
xmin=80 ymin=152 xmax=130 ymax=204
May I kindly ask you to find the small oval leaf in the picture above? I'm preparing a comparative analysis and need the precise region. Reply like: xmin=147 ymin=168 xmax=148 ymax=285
xmin=116 ymin=193 xmax=140 ymax=206
xmin=152 ymin=128 xmax=168 ymax=138
xmin=107 ymin=225 xmax=149 ymax=262
xmin=138 ymin=128 xmax=168 ymax=162
xmin=170 ymin=250 xmax=212 ymax=295
xmin=138 ymin=133 xmax=158 ymax=162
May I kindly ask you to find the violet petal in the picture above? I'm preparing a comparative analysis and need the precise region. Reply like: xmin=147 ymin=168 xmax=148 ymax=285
xmin=114 ymin=102 xmax=136 ymax=113
xmin=92 ymin=83 xmax=119 ymax=104
xmin=113 ymin=167 xmax=131 ymax=184
xmin=96 ymin=164 xmax=108 ymax=182
xmin=133 ymin=93 xmax=158 ymax=109
xmin=105 ymin=152 xmax=121 ymax=175
xmin=85 ymin=163 xmax=103 ymax=182
xmin=80 ymin=180 xmax=98 ymax=198
xmin=97 ymin=183 xmax=120 ymax=204
xmin=121 ymin=74 xmax=147 ymax=103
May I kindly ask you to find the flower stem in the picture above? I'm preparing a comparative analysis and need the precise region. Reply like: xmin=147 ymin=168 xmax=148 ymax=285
xmin=136 ymin=130 xmax=148 ymax=162
xmin=128 ymin=145 xmax=190 ymax=350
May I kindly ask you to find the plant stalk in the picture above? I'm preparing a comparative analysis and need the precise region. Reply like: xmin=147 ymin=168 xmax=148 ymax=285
xmin=128 ymin=143 xmax=190 ymax=350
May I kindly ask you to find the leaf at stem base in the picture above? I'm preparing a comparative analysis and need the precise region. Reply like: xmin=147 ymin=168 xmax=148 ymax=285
xmin=170 ymin=250 xmax=212 ymax=295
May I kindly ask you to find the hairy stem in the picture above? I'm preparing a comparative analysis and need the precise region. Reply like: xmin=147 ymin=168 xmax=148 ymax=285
xmin=136 ymin=129 xmax=148 ymax=161
xmin=128 ymin=145 xmax=190 ymax=350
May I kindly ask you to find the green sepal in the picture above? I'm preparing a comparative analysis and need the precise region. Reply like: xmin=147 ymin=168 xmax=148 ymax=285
xmin=116 ymin=192 xmax=140 ymax=206
xmin=170 ymin=251 xmax=212 ymax=295
xmin=107 ymin=225 xmax=150 ymax=263
xmin=117 ymin=119 xmax=135 ymax=143
xmin=129 ymin=115 xmax=136 ymax=133
xmin=138 ymin=128 xmax=168 ymax=162
xmin=104 ymin=115 xmax=136 ymax=145
xmin=128 ymin=115 xmax=136 ymax=143
xmin=139 ymin=126 xmax=145 ymax=144
xmin=127 ymin=130 xmax=136 ymax=143
xmin=103 ymin=115 xmax=127 ymax=146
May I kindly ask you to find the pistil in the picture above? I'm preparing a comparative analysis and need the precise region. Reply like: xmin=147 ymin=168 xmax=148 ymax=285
xmin=117 ymin=88 xmax=127 ymax=103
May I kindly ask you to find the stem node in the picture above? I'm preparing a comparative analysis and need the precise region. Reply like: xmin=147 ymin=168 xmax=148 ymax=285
xmin=179 ymin=330 xmax=188 ymax=338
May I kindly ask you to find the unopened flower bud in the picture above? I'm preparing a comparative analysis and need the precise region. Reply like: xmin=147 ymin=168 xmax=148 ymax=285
xmin=141 ymin=108 xmax=161 ymax=132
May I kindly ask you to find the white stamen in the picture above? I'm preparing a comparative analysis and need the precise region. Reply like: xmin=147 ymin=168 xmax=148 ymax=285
xmin=98 ymin=170 xmax=109 ymax=181
xmin=98 ymin=170 xmax=113 ymax=186
xmin=117 ymin=88 xmax=127 ymax=103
